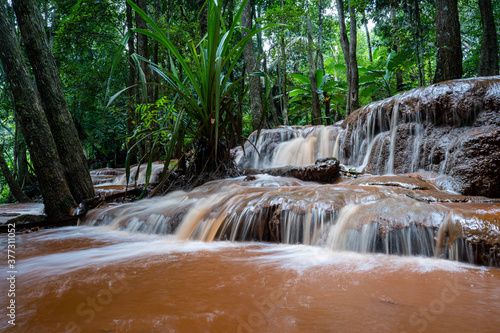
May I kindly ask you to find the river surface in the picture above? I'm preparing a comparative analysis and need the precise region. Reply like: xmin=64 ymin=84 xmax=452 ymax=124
xmin=1 ymin=226 xmax=499 ymax=333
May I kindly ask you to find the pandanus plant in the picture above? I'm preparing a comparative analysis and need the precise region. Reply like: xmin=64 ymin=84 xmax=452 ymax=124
xmin=108 ymin=0 xmax=271 ymax=192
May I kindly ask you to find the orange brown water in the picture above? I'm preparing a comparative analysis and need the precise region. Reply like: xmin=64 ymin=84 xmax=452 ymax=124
xmin=1 ymin=227 xmax=499 ymax=332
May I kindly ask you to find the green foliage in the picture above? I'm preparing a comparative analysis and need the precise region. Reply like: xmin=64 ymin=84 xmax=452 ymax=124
xmin=53 ymin=0 xmax=128 ymax=166
xmin=109 ymin=0 xmax=272 ymax=188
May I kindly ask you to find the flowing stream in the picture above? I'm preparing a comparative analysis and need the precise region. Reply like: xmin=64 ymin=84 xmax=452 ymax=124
xmin=1 ymin=77 xmax=499 ymax=332
xmin=1 ymin=227 xmax=500 ymax=332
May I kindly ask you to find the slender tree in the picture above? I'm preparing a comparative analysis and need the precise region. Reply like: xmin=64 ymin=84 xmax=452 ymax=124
xmin=242 ymin=0 xmax=266 ymax=130
xmin=307 ymin=18 xmax=322 ymax=125
xmin=362 ymin=9 xmax=373 ymax=63
xmin=0 ymin=146 xmax=30 ymax=203
xmin=126 ymin=0 xmax=138 ymax=163
xmin=0 ymin=0 xmax=76 ymax=218
xmin=390 ymin=2 xmax=403 ymax=91
xmin=280 ymin=0 xmax=289 ymax=125
xmin=12 ymin=0 xmax=94 ymax=203
xmin=335 ymin=0 xmax=359 ymax=115
xmin=433 ymin=0 xmax=462 ymax=83
xmin=412 ymin=0 xmax=424 ymax=86
xmin=478 ymin=0 xmax=499 ymax=76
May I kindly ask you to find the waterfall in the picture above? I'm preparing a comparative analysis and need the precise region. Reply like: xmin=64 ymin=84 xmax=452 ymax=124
xmin=82 ymin=77 xmax=500 ymax=267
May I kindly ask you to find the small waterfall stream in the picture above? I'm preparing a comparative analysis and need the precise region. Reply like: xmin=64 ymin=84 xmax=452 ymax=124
xmin=2 ymin=77 xmax=499 ymax=332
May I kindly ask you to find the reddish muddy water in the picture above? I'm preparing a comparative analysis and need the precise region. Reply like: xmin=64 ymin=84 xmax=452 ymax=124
xmin=1 ymin=227 xmax=499 ymax=333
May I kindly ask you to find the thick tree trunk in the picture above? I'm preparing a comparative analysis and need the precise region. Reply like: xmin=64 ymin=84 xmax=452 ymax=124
xmin=478 ymin=0 xmax=499 ymax=76
xmin=241 ymin=0 xmax=266 ymax=130
xmin=126 ymin=1 xmax=138 ymax=163
xmin=0 ymin=0 xmax=76 ymax=218
xmin=307 ymin=18 xmax=322 ymax=125
xmin=433 ymin=0 xmax=463 ymax=83
xmin=12 ymin=0 xmax=94 ymax=203
xmin=0 ymin=147 xmax=30 ymax=203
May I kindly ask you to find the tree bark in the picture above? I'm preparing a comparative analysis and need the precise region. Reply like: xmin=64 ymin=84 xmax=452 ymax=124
xmin=318 ymin=0 xmax=331 ymax=125
xmin=0 ymin=147 xmax=30 ymax=203
xmin=307 ymin=18 xmax=322 ymax=125
xmin=12 ymin=0 xmax=94 ymax=204
xmin=362 ymin=9 xmax=372 ymax=63
xmin=126 ymin=1 xmax=138 ymax=163
xmin=390 ymin=4 xmax=403 ymax=91
xmin=280 ymin=0 xmax=289 ymax=125
xmin=317 ymin=0 xmax=325 ymax=70
xmin=413 ymin=0 xmax=424 ymax=86
xmin=135 ymin=0 xmax=154 ymax=159
xmin=433 ymin=0 xmax=463 ymax=83
xmin=14 ymin=116 xmax=29 ymax=188
xmin=348 ymin=2 xmax=359 ymax=112
xmin=153 ymin=0 xmax=160 ymax=101
xmin=478 ymin=0 xmax=499 ymax=76
xmin=0 ymin=0 xmax=76 ymax=218
xmin=335 ymin=0 xmax=359 ymax=115
xmin=263 ymin=56 xmax=280 ymax=127
xmin=241 ymin=0 xmax=266 ymax=130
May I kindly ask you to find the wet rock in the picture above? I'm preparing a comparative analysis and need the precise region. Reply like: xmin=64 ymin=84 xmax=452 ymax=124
xmin=346 ymin=175 xmax=439 ymax=190
xmin=245 ymin=157 xmax=340 ymax=183
xmin=340 ymin=77 xmax=500 ymax=197
xmin=447 ymin=129 xmax=500 ymax=198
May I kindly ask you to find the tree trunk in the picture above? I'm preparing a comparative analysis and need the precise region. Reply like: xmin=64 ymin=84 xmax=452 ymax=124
xmin=0 ymin=146 xmax=30 ymax=203
xmin=348 ymin=1 xmax=359 ymax=113
xmin=135 ymin=0 xmax=153 ymax=159
xmin=12 ymin=0 xmax=94 ymax=203
xmin=433 ymin=0 xmax=462 ymax=83
xmin=317 ymin=0 xmax=325 ymax=70
xmin=153 ymin=0 xmax=160 ymax=101
xmin=318 ymin=0 xmax=331 ymax=125
xmin=280 ymin=0 xmax=289 ymax=125
xmin=478 ymin=0 xmax=499 ymax=76
xmin=263 ymin=56 xmax=280 ymax=127
xmin=413 ymin=0 xmax=424 ymax=86
xmin=241 ymin=0 xmax=266 ymax=131
xmin=14 ymin=117 xmax=29 ymax=188
xmin=126 ymin=1 xmax=138 ymax=163
xmin=136 ymin=0 xmax=151 ymax=99
xmin=390 ymin=4 xmax=403 ymax=91
xmin=362 ymin=9 xmax=373 ymax=63
xmin=307 ymin=18 xmax=322 ymax=125
xmin=0 ymin=0 xmax=76 ymax=217
xmin=335 ymin=0 xmax=359 ymax=115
